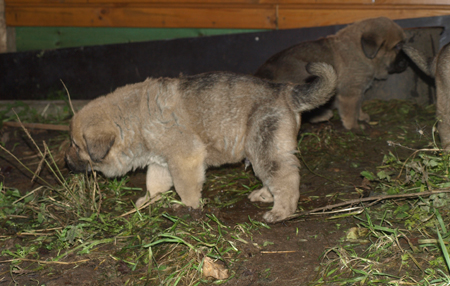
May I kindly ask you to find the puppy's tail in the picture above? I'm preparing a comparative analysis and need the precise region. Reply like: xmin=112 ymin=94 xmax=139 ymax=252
xmin=402 ymin=45 xmax=436 ymax=78
xmin=290 ymin=62 xmax=337 ymax=113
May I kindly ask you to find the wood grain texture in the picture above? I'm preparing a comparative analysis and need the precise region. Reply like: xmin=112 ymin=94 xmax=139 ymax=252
xmin=278 ymin=6 xmax=450 ymax=29
xmin=5 ymin=6 xmax=276 ymax=28
xmin=4 ymin=0 xmax=450 ymax=28
xmin=6 ymin=0 xmax=450 ymax=4
xmin=266 ymin=0 xmax=450 ymax=4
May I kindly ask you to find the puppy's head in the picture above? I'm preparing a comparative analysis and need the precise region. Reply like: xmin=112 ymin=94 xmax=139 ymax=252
xmin=359 ymin=17 xmax=407 ymax=79
xmin=65 ymin=101 xmax=119 ymax=177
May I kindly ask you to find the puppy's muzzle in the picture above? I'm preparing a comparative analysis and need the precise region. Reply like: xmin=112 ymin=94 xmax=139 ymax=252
xmin=388 ymin=51 xmax=409 ymax=74
xmin=65 ymin=148 xmax=91 ymax=173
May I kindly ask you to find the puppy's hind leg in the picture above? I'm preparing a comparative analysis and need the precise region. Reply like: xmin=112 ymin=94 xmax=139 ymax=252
xmin=259 ymin=157 xmax=300 ymax=223
xmin=249 ymin=153 xmax=300 ymax=222
xmin=337 ymin=92 xmax=366 ymax=130
xmin=246 ymin=113 xmax=300 ymax=223
xmin=136 ymin=163 xmax=174 ymax=208
xmin=436 ymin=43 xmax=450 ymax=150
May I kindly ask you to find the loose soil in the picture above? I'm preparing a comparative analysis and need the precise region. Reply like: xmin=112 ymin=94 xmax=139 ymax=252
xmin=0 ymin=99 xmax=437 ymax=285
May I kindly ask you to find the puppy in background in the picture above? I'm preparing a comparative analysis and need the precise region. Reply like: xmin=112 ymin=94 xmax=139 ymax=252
xmin=255 ymin=17 xmax=408 ymax=130
xmin=66 ymin=63 xmax=337 ymax=223
xmin=403 ymin=42 xmax=450 ymax=150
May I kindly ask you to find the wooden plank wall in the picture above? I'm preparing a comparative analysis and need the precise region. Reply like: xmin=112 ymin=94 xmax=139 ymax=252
xmin=4 ymin=0 xmax=450 ymax=29
xmin=0 ymin=0 xmax=6 ymax=51
xmin=1 ymin=0 xmax=15 ymax=52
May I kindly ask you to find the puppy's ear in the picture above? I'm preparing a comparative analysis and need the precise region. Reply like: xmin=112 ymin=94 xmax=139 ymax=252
xmin=361 ymin=32 xmax=385 ymax=59
xmin=84 ymin=132 xmax=115 ymax=162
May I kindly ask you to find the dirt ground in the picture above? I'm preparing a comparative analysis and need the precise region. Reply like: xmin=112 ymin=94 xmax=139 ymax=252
xmin=0 ymin=99 xmax=436 ymax=285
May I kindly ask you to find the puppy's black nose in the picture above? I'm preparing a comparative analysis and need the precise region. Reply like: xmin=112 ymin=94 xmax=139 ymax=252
xmin=388 ymin=51 xmax=409 ymax=74
xmin=65 ymin=155 xmax=89 ymax=174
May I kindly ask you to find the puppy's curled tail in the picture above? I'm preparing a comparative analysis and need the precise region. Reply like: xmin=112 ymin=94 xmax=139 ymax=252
xmin=290 ymin=62 xmax=337 ymax=113
xmin=402 ymin=45 xmax=436 ymax=78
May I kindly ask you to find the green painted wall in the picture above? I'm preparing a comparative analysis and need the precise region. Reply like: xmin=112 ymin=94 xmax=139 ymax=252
xmin=15 ymin=27 xmax=264 ymax=51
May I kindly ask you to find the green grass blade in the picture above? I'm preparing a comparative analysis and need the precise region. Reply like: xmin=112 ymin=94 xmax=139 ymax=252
xmin=437 ymin=225 xmax=450 ymax=273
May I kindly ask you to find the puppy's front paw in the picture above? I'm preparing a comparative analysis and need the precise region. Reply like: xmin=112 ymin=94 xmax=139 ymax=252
xmin=309 ymin=109 xmax=334 ymax=123
xmin=248 ymin=187 xmax=273 ymax=203
xmin=359 ymin=111 xmax=370 ymax=122
xmin=342 ymin=118 xmax=359 ymax=130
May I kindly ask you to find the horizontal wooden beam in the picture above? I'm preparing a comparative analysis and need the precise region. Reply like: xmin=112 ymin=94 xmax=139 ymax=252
xmin=5 ymin=5 xmax=276 ymax=29
xmin=278 ymin=6 xmax=450 ymax=29
xmin=5 ymin=1 xmax=450 ymax=29
xmin=6 ymin=0 xmax=450 ymax=4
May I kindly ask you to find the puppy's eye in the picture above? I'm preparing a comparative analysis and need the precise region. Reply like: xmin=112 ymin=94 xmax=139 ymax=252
xmin=72 ymin=140 xmax=80 ymax=150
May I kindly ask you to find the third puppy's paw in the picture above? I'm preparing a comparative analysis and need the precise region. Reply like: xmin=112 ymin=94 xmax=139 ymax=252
xmin=248 ymin=187 xmax=274 ymax=203
xmin=135 ymin=193 xmax=162 ymax=208
xmin=135 ymin=195 xmax=149 ymax=208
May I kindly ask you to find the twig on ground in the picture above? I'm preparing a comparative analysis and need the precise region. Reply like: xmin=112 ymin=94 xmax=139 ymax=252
xmin=387 ymin=141 xmax=443 ymax=179
xmin=12 ymin=186 xmax=44 ymax=204
xmin=0 ymin=144 xmax=53 ymax=188
xmin=5 ymin=215 xmax=29 ymax=219
xmin=386 ymin=141 xmax=438 ymax=152
xmin=16 ymin=232 xmax=56 ymax=236
xmin=0 ymin=258 xmax=89 ymax=265
xmin=287 ymin=188 xmax=450 ymax=221
xmin=261 ymin=251 xmax=298 ymax=254
xmin=60 ymin=79 xmax=76 ymax=116
xmin=2 ymin=121 xmax=69 ymax=131
xmin=32 ymin=147 xmax=47 ymax=182
xmin=118 ymin=198 xmax=154 ymax=218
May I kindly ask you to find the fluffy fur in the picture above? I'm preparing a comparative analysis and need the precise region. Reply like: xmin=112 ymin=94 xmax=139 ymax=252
xmin=66 ymin=63 xmax=337 ymax=223
xmin=403 ymin=43 xmax=450 ymax=149
xmin=255 ymin=17 xmax=408 ymax=130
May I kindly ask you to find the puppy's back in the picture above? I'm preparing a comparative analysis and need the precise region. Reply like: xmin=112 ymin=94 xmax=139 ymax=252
xmin=254 ymin=38 xmax=334 ymax=83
